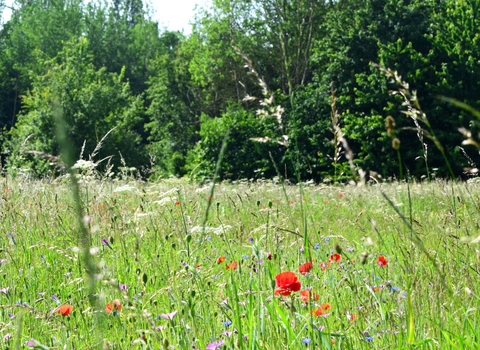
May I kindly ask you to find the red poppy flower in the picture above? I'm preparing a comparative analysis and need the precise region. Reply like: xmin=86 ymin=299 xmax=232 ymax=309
xmin=349 ymin=313 xmax=358 ymax=322
xmin=300 ymin=289 xmax=320 ymax=302
xmin=226 ymin=261 xmax=238 ymax=270
xmin=174 ymin=201 xmax=180 ymax=206
xmin=329 ymin=254 xmax=341 ymax=262
xmin=311 ymin=303 xmax=331 ymax=316
xmin=377 ymin=256 xmax=388 ymax=267
xmin=274 ymin=272 xmax=301 ymax=296
xmin=105 ymin=300 xmax=122 ymax=313
xmin=298 ymin=262 xmax=313 ymax=275
xmin=57 ymin=304 xmax=73 ymax=316
xmin=217 ymin=256 xmax=226 ymax=264
xmin=267 ymin=252 xmax=272 ymax=260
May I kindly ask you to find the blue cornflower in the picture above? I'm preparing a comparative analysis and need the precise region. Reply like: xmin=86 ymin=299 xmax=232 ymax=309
xmin=222 ymin=321 xmax=232 ymax=327
xmin=391 ymin=286 xmax=400 ymax=292
xmin=365 ymin=336 xmax=374 ymax=342
xmin=302 ymin=338 xmax=312 ymax=345
xmin=314 ymin=243 xmax=320 ymax=249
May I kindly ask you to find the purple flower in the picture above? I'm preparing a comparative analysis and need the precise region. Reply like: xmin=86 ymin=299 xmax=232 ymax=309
xmin=0 ymin=287 xmax=10 ymax=294
xmin=160 ymin=310 xmax=177 ymax=320
xmin=26 ymin=338 xmax=37 ymax=347
xmin=102 ymin=238 xmax=113 ymax=250
xmin=119 ymin=284 xmax=128 ymax=291
xmin=206 ymin=340 xmax=224 ymax=349
xmin=155 ymin=325 xmax=166 ymax=331
xmin=248 ymin=237 xmax=254 ymax=243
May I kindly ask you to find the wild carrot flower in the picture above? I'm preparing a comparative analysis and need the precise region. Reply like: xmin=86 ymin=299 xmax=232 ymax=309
xmin=298 ymin=262 xmax=313 ymax=275
xmin=300 ymin=289 xmax=320 ymax=302
xmin=274 ymin=272 xmax=301 ymax=296
xmin=377 ymin=256 xmax=388 ymax=266
xmin=311 ymin=303 xmax=331 ymax=316
xmin=105 ymin=300 xmax=122 ymax=313
xmin=226 ymin=261 xmax=238 ymax=270
xmin=57 ymin=304 xmax=73 ymax=316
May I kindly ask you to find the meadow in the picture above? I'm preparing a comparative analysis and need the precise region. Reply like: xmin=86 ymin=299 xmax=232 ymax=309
xmin=0 ymin=176 xmax=479 ymax=349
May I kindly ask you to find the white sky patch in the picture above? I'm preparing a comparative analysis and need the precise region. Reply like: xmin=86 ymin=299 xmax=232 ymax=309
xmin=1 ymin=0 xmax=212 ymax=35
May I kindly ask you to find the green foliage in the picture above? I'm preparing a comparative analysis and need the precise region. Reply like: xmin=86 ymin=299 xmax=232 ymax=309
xmin=187 ymin=104 xmax=280 ymax=180
xmin=145 ymin=31 xmax=198 ymax=177
xmin=6 ymin=38 xmax=146 ymax=176
xmin=1 ymin=0 xmax=480 ymax=180
xmin=0 ymin=0 xmax=85 ymax=130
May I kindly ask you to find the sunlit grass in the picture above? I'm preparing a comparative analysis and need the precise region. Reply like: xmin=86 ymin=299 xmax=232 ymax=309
xmin=0 ymin=177 xmax=479 ymax=349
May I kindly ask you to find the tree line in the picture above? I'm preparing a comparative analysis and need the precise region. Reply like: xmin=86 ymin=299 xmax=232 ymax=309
xmin=0 ymin=0 xmax=479 ymax=181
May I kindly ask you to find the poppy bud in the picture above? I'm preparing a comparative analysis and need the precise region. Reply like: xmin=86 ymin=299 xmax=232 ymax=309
xmin=360 ymin=252 xmax=369 ymax=265
xmin=335 ymin=243 xmax=342 ymax=254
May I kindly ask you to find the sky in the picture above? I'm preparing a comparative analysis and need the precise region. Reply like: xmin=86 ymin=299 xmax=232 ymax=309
xmin=1 ymin=0 xmax=212 ymax=35
xmin=147 ymin=0 xmax=211 ymax=34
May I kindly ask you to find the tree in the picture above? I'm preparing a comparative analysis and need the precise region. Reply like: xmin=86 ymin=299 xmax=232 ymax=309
xmin=6 ymin=38 xmax=147 ymax=176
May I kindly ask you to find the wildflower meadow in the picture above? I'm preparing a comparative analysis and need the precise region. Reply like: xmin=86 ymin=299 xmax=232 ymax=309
xmin=0 ymin=177 xmax=478 ymax=349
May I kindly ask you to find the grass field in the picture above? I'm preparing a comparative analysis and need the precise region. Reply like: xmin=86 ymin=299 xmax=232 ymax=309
xmin=0 ymin=176 xmax=479 ymax=349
